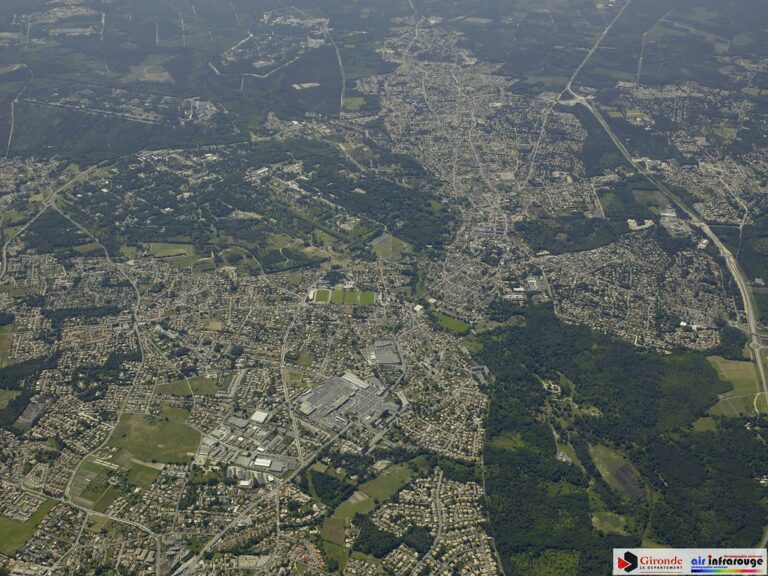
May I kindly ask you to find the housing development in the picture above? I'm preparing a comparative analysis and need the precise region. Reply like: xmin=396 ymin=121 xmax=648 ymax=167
xmin=0 ymin=0 xmax=767 ymax=575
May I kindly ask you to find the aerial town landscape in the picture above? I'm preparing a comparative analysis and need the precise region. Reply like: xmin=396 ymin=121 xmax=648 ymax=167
xmin=0 ymin=0 xmax=767 ymax=574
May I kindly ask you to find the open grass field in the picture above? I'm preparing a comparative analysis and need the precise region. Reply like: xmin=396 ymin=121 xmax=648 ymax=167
xmin=709 ymin=394 xmax=762 ymax=417
xmin=72 ymin=241 xmax=101 ymax=254
xmin=333 ymin=491 xmax=375 ymax=519
xmin=283 ymin=368 xmax=305 ymax=386
xmin=435 ymin=311 xmax=471 ymax=334
xmin=122 ymin=55 xmax=176 ymax=84
xmin=0 ymin=388 xmax=19 ymax=409
xmin=321 ymin=517 xmax=346 ymax=545
xmin=349 ymin=551 xmax=384 ymax=568
xmin=127 ymin=462 xmax=161 ymax=490
xmin=268 ymin=233 xmax=293 ymax=250
xmin=489 ymin=430 xmax=525 ymax=451
xmin=632 ymin=189 xmax=667 ymax=211
xmin=370 ymin=233 xmax=409 ymax=261
xmin=358 ymin=463 xmax=412 ymax=502
xmin=193 ymin=259 xmax=215 ymax=273
xmin=314 ymin=289 xmax=331 ymax=303
xmin=119 ymin=245 xmax=139 ymax=258
xmin=323 ymin=541 xmax=349 ymax=572
xmin=709 ymin=356 xmax=759 ymax=395
xmin=70 ymin=460 xmax=111 ymax=503
xmin=188 ymin=375 xmax=220 ymax=395
xmin=332 ymin=461 xmax=417 ymax=519
xmin=109 ymin=414 xmax=200 ymax=464
xmin=86 ymin=514 xmax=112 ymax=533
xmin=0 ymin=499 xmax=56 ymax=556
xmin=592 ymin=511 xmax=629 ymax=535
xmin=359 ymin=291 xmax=375 ymax=305
xmin=589 ymin=444 xmax=644 ymax=500
xmin=149 ymin=243 xmax=195 ymax=258
xmin=157 ymin=376 xmax=219 ymax=397
xmin=297 ymin=353 xmax=314 ymax=367
xmin=149 ymin=243 xmax=197 ymax=269
xmin=692 ymin=416 xmax=718 ymax=432
xmin=159 ymin=402 xmax=190 ymax=422
xmin=0 ymin=333 xmax=14 ymax=367
xmin=343 ymin=96 xmax=366 ymax=111
xmin=93 ymin=488 xmax=122 ymax=513
xmin=155 ymin=380 xmax=192 ymax=396
xmin=0 ymin=284 xmax=31 ymax=299
xmin=79 ymin=463 xmax=111 ymax=502
xmin=359 ymin=464 xmax=412 ymax=502
xmin=707 ymin=356 xmax=763 ymax=416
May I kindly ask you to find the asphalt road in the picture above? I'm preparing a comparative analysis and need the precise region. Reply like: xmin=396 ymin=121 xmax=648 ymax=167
xmin=564 ymin=90 xmax=768 ymax=405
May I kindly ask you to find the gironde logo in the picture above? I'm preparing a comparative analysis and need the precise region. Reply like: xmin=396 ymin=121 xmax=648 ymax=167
xmin=613 ymin=548 xmax=767 ymax=575
xmin=618 ymin=551 xmax=639 ymax=573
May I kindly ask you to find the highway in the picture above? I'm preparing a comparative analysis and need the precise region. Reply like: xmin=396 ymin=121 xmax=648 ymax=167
xmin=562 ymin=89 xmax=768 ymax=404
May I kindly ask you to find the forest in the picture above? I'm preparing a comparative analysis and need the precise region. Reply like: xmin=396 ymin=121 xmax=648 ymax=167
xmin=475 ymin=306 xmax=768 ymax=575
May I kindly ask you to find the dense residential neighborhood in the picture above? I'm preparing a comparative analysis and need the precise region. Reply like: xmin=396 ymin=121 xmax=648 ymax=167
xmin=0 ymin=0 xmax=768 ymax=574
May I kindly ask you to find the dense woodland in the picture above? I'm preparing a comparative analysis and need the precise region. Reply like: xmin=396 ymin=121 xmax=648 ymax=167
xmin=476 ymin=306 xmax=768 ymax=575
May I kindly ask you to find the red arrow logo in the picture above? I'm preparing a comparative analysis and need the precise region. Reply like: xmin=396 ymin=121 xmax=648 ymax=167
xmin=618 ymin=558 xmax=630 ymax=570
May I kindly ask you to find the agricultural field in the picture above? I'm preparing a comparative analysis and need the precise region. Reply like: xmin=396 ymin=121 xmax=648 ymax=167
xmin=709 ymin=356 xmax=759 ymax=394
xmin=93 ymin=489 xmax=123 ymax=514
xmin=707 ymin=356 xmax=763 ymax=417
